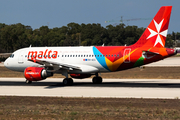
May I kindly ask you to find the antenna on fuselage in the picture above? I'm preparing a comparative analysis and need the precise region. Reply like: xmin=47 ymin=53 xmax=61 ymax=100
xmin=29 ymin=45 xmax=32 ymax=48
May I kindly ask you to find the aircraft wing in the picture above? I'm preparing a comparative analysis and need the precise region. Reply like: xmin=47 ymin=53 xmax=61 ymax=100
xmin=28 ymin=58 xmax=81 ymax=72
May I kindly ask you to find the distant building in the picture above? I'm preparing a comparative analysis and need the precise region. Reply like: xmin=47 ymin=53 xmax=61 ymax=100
xmin=174 ymin=40 xmax=180 ymax=47
xmin=0 ymin=53 xmax=11 ymax=58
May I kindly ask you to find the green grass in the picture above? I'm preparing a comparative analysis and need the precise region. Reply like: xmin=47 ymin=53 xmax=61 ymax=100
xmin=0 ymin=96 xmax=180 ymax=119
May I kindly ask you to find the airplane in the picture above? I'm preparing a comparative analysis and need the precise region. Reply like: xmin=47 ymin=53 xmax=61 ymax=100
xmin=4 ymin=6 xmax=177 ymax=85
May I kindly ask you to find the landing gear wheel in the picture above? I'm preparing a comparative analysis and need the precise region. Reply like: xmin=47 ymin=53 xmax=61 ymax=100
xmin=92 ymin=77 xmax=102 ymax=84
xmin=63 ymin=78 xmax=73 ymax=86
xmin=25 ymin=80 xmax=32 ymax=84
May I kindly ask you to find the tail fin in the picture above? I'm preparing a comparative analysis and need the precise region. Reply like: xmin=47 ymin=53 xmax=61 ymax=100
xmin=132 ymin=6 xmax=172 ymax=48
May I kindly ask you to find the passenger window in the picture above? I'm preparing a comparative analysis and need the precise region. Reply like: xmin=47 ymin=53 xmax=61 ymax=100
xmin=89 ymin=55 xmax=91 ymax=57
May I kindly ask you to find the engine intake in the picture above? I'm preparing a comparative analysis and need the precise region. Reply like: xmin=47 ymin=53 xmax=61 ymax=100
xmin=24 ymin=67 xmax=53 ymax=81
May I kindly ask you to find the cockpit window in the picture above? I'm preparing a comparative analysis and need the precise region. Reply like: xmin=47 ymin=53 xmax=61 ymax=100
xmin=10 ymin=54 xmax=14 ymax=58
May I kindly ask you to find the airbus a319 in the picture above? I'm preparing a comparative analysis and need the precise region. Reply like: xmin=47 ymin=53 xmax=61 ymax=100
xmin=4 ymin=6 xmax=177 ymax=85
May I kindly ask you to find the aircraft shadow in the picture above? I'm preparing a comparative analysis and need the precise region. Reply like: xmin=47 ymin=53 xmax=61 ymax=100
xmin=0 ymin=81 xmax=180 ymax=89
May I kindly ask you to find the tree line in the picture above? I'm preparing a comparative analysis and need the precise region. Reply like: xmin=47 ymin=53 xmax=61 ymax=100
xmin=0 ymin=22 xmax=179 ymax=53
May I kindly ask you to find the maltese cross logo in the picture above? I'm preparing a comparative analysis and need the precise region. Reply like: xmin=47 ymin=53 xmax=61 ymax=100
xmin=147 ymin=19 xmax=168 ymax=47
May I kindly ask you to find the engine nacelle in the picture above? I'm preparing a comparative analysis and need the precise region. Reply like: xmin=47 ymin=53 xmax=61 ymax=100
xmin=70 ymin=74 xmax=91 ymax=79
xmin=24 ymin=67 xmax=53 ymax=81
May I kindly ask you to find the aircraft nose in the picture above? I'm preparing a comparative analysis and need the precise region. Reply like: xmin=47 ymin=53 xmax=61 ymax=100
xmin=4 ymin=58 xmax=9 ymax=68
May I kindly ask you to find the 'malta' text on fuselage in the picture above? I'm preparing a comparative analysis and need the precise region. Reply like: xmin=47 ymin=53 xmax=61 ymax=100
xmin=28 ymin=49 xmax=58 ymax=59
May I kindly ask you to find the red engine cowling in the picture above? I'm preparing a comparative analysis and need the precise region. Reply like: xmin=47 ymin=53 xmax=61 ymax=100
xmin=70 ymin=74 xmax=91 ymax=79
xmin=24 ymin=67 xmax=53 ymax=81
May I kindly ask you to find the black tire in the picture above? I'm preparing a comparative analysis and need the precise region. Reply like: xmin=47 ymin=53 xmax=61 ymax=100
xmin=25 ymin=80 xmax=32 ymax=84
xmin=63 ymin=78 xmax=73 ymax=86
xmin=92 ymin=77 xmax=102 ymax=84
xmin=97 ymin=77 xmax=102 ymax=84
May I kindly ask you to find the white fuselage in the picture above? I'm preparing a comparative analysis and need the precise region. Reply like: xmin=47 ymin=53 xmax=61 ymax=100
xmin=4 ymin=46 xmax=108 ymax=73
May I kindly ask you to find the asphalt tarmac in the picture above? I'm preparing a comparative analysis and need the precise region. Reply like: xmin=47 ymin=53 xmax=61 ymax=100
xmin=0 ymin=78 xmax=180 ymax=99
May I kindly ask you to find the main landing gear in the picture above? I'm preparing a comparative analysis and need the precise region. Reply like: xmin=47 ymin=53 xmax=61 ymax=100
xmin=62 ymin=73 xmax=103 ymax=86
xmin=92 ymin=73 xmax=102 ymax=84
xmin=63 ymin=78 xmax=73 ymax=86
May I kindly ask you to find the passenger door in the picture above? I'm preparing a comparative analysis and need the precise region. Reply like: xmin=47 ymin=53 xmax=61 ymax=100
xmin=18 ymin=51 xmax=24 ymax=64
xmin=123 ymin=48 xmax=131 ymax=63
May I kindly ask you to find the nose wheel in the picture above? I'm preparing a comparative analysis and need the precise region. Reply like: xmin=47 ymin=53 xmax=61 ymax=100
xmin=25 ymin=80 xmax=32 ymax=84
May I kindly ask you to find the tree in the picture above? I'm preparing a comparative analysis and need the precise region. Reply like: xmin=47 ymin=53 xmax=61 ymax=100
xmin=0 ymin=22 xmax=176 ymax=53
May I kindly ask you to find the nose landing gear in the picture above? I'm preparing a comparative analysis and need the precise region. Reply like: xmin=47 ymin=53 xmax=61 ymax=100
xmin=25 ymin=80 xmax=32 ymax=84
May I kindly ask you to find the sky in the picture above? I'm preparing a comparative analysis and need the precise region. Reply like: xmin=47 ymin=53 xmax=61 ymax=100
xmin=0 ymin=0 xmax=179 ymax=33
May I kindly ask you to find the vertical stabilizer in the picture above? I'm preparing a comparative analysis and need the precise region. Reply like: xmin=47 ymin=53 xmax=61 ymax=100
xmin=132 ymin=6 xmax=172 ymax=48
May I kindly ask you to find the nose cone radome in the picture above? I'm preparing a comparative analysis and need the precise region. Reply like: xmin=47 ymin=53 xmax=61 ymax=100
xmin=4 ymin=58 xmax=9 ymax=68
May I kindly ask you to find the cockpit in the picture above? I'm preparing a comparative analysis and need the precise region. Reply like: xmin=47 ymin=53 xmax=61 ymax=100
xmin=9 ymin=54 xmax=14 ymax=58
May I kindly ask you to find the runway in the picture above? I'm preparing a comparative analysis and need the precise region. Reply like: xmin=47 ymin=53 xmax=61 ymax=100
xmin=1 ymin=57 xmax=180 ymax=98
xmin=144 ymin=57 xmax=180 ymax=66
xmin=1 ymin=78 xmax=180 ymax=99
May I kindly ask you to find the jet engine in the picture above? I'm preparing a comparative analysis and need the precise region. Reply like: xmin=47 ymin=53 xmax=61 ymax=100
xmin=70 ymin=74 xmax=91 ymax=79
xmin=24 ymin=67 xmax=53 ymax=81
